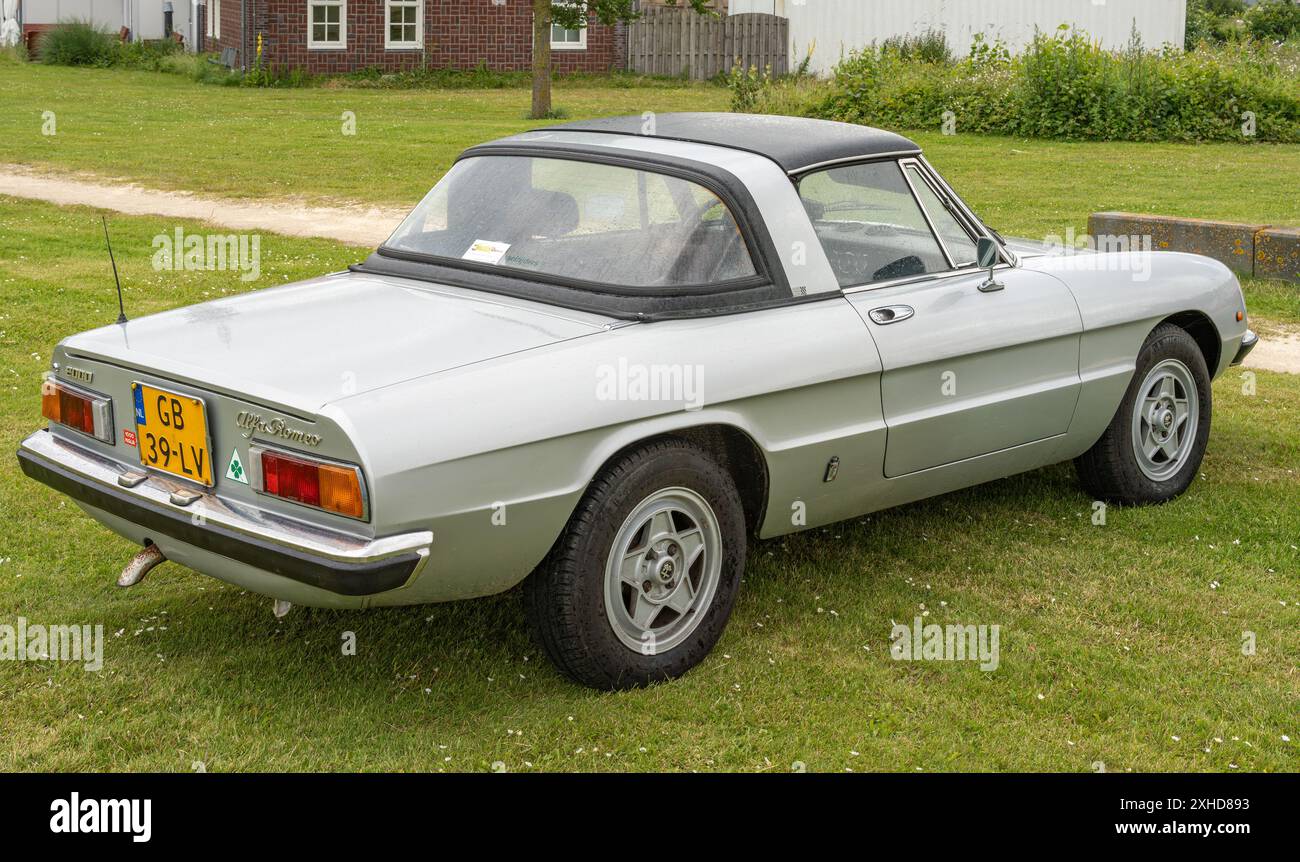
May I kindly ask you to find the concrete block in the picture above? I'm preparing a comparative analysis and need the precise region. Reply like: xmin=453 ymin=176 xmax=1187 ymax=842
xmin=1088 ymin=212 xmax=1259 ymax=276
xmin=1253 ymin=226 xmax=1300 ymax=284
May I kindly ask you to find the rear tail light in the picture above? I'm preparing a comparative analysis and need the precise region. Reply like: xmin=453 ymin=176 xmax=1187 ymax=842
xmin=252 ymin=445 xmax=367 ymax=520
xmin=41 ymin=378 xmax=113 ymax=443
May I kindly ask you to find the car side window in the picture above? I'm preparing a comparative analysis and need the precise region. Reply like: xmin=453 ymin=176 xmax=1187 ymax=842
xmin=903 ymin=163 xmax=979 ymax=267
xmin=797 ymin=161 xmax=949 ymax=288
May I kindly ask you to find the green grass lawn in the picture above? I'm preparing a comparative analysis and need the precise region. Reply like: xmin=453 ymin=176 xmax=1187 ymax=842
xmin=3 ymin=61 xmax=1297 ymax=321
xmin=1 ymin=195 xmax=1296 ymax=772
xmin=0 ymin=62 xmax=729 ymax=206
xmin=2 ymin=63 xmax=1297 ymax=228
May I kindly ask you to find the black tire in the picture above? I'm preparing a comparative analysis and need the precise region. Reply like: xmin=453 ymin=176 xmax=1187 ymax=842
xmin=523 ymin=438 xmax=747 ymax=690
xmin=1075 ymin=323 xmax=1212 ymax=505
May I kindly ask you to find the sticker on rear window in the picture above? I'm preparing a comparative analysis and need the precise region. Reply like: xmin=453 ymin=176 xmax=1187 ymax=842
xmin=462 ymin=240 xmax=510 ymax=265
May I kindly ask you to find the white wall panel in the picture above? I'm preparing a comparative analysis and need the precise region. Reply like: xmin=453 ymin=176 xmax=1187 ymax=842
xmin=21 ymin=0 xmax=193 ymax=42
xmin=22 ymin=0 xmax=119 ymax=27
xmin=730 ymin=0 xmax=1187 ymax=75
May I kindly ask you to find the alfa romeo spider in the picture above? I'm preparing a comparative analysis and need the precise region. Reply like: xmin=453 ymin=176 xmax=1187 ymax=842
xmin=19 ymin=113 xmax=1257 ymax=688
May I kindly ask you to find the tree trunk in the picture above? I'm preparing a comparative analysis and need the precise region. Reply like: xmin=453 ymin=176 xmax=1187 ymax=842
xmin=530 ymin=0 xmax=552 ymax=119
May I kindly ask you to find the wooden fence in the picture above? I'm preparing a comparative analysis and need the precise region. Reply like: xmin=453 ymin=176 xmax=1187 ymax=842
xmin=626 ymin=9 xmax=788 ymax=80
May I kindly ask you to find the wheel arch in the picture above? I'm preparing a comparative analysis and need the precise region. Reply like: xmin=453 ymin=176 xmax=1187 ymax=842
xmin=588 ymin=423 xmax=770 ymax=537
xmin=1158 ymin=310 xmax=1221 ymax=375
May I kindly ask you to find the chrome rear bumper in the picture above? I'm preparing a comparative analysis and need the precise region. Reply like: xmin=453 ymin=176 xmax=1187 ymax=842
xmin=17 ymin=430 xmax=430 ymax=596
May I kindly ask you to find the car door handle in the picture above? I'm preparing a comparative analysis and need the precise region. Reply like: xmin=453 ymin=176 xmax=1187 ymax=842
xmin=868 ymin=305 xmax=914 ymax=325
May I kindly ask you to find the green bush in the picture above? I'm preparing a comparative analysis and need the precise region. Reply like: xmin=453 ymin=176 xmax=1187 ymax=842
xmin=1187 ymin=0 xmax=1250 ymax=49
xmin=1186 ymin=0 xmax=1218 ymax=49
xmin=1206 ymin=0 xmax=1247 ymax=15
xmin=116 ymin=39 xmax=181 ymax=72
xmin=38 ymin=20 xmax=118 ymax=67
xmin=880 ymin=29 xmax=952 ymax=65
xmin=733 ymin=26 xmax=1300 ymax=144
xmin=1019 ymin=27 xmax=1126 ymax=138
xmin=1246 ymin=0 xmax=1300 ymax=42
xmin=738 ymin=73 xmax=834 ymax=118
xmin=37 ymin=20 xmax=183 ymax=71
xmin=726 ymin=62 xmax=771 ymax=112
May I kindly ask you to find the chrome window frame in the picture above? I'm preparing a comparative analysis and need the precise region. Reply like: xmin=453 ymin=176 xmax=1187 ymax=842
xmin=916 ymin=154 xmax=1018 ymax=267
xmin=839 ymin=262 xmax=1013 ymax=296
xmin=791 ymin=154 xmax=1017 ymax=296
xmin=793 ymin=156 xmax=965 ymax=291
xmin=899 ymin=158 xmax=980 ymax=268
xmin=895 ymin=157 xmax=960 ymax=270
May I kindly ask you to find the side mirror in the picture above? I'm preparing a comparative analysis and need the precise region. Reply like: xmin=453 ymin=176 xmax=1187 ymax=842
xmin=976 ymin=236 xmax=1004 ymax=293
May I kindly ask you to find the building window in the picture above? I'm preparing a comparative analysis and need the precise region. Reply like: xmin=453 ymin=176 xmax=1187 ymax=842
xmin=385 ymin=0 xmax=422 ymax=49
xmin=308 ymin=0 xmax=346 ymax=49
xmin=207 ymin=0 xmax=221 ymax=39
xmin=550 ymin=2 xmax=587 ymax=50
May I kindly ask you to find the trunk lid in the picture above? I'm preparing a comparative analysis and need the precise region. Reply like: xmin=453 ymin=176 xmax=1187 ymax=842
xmin=60 ymin=271 xmax=611 ymax=414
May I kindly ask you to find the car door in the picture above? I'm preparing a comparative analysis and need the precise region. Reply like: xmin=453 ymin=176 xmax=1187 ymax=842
xmin=798 ymin=158 xmax=1083 ymax=478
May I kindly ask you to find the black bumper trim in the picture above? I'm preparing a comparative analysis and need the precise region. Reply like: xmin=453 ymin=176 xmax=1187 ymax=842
xmin=18 ymin=448 xmax=420 ymax=597
xmin=1231 ymin=329 xmax=1259 ymax=366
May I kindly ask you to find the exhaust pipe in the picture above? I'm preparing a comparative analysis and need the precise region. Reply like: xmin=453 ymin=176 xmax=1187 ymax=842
xmin=118 ymin=544 xmax=166 ymax=587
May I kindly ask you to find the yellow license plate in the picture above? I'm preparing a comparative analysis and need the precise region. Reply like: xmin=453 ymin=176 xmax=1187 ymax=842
xmin=132 ymin=383 xmax=213 ymax=486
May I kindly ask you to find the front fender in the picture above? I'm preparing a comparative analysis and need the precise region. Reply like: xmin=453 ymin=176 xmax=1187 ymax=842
xmin=1023 ymin=250 xmax=1248 ymax=455
xmin=1025 ymin=250 xmax=1247 ymax=377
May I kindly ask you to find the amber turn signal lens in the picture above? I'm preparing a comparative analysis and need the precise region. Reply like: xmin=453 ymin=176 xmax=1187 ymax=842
xmin=42 ymin=379 xmax=108 ymax=440
xmin=40 ymin=379 xmax=63 ymax=423
xmin=319 ymin=464 xmax=365 ymax=519
xmin=1237 ymin=311 xmax=1244 ymax=322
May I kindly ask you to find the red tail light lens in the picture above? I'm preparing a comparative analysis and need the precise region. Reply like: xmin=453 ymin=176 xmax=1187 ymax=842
xmin=41 ymin=379 xmax=113 ymax=442
xmin=262 ymin=450 xmax=320 ymax=506
xmin=255 ymin=447 xmax=366 ymax=520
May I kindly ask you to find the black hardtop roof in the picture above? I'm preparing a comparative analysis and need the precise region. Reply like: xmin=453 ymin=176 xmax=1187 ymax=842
xmin=539 ymin=112 xmax=922 ymax=173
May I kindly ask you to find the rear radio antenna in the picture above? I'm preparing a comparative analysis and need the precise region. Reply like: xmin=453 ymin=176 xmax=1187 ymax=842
xmin=102 ymin=216 xmax=127 ymax=325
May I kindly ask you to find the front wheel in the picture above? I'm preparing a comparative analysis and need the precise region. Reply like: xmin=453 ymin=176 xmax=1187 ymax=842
xmin=524 ymin=438 xmax=747 ymax=690
xmin=1075 ymin=323 xmax=1212 ymax=505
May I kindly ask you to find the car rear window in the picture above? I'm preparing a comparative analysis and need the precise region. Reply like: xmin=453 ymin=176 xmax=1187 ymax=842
xmin=384 ymin=156 xmax=758 ymax=289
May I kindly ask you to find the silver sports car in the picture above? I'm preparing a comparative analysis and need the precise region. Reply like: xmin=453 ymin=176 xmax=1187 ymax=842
xmin=20 ymin=113 xmax=1257 ymax=688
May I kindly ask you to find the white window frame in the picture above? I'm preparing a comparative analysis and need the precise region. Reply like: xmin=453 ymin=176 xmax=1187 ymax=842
xmin=550 ymin=2 xmax=587 ymax=51
xmin=384 ymin=0 xmax=423 ymax=50
xmin=207 ymin=0 xmax=221 ymax=40
xmin=307 ymin=0 xmax=347 ymax=50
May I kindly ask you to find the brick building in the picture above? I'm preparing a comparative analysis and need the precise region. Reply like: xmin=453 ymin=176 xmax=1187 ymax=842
xmin=203 ymin=0 xmax=626 ymax=74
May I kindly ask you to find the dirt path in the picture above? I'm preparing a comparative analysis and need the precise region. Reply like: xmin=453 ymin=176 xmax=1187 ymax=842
xmin=0 ymin=164 xmax=407 ymax=247
xmin=2 ymin=162 xmax=1297 ymax=373
xmin=1245 ymin=322 xmax=1300 ymax=375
